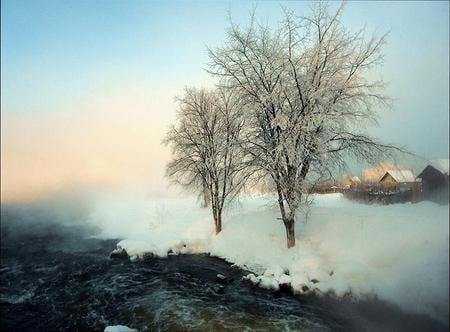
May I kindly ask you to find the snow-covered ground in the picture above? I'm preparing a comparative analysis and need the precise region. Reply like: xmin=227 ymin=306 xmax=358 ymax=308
xmin=87 ymin=192 xmax=449 ymax=323
xmin=105 ymin=325 xmax=137 ymax=332
xmin=104 ymin=325 xmax=137 ymax=332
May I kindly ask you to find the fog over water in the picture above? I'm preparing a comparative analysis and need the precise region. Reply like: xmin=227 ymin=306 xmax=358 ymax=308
xmin=3 ymin=200 xmax=446 ymax=332
xmin=1 ymin=189 xmax=448 ymax=330
xmin=1 ymin=2 xmax=448 ymax=329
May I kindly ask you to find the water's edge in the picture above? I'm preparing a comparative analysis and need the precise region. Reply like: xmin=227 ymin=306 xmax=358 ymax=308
xmin=0 ymin=221 xmax=447 ymax=332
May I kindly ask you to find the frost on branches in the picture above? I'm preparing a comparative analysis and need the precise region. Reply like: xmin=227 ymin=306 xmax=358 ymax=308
xmin=164 ymin=88 xmax=251 ymax=234
xmin=207 ymin=2 xmax=400 ymax=248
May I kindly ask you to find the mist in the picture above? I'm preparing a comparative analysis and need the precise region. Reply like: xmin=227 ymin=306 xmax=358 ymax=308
xmin=0 ymin=84 xmax=178 ymax=202
xmin=1 ymin=189 xmax=448 ymax=326
xmin=1 ymin=1 xmax=448 ymax=331
xmin=1 ymin=1 xmax=448 ymax=203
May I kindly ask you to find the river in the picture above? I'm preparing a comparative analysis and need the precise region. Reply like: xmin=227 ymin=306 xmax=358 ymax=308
xmin=0 ymin=210 xmax=446 ymax=332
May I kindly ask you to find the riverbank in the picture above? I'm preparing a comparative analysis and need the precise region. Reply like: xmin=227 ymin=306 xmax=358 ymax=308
xmin=1 ymin=192 xmax=448 ymax=330
xmin=88 ymin=193 xmax=449 ymax=324
xmin=0 ymin=216 xmax=447 ymax=332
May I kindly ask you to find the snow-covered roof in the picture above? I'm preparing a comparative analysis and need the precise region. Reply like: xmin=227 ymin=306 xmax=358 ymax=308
xmin=429 ymin=159 xmax=449 ymax=175
xmin=350 ymin=176 xmax=361 ymax=183
xmin=380 ymin=169 xmax=416 ymax=183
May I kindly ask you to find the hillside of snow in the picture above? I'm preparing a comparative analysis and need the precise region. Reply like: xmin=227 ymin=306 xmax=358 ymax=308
xmin=86 ymin=192 xmax=449 ymax=324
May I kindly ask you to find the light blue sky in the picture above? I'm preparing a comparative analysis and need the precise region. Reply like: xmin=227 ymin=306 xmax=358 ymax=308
xmin=1 ymin=0 xmax=449 ymax=172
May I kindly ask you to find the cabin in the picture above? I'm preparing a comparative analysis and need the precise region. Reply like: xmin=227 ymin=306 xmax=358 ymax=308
xmin=417 ymin=159 xmax=449 ymax=191
xmin=340 ymin=175 xmax=361 ymax=189
xmin=378 ymin=169 xmax=418 ymax=192
xmin=416 ymin=159 xmax=449 ymax=203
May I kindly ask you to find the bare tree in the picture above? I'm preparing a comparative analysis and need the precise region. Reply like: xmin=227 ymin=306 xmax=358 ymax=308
xmin=200 ymin=178 xmax=210 ymax=208
xmin=208 ymin=2 xmax=400 ymax=247
xmin=164 ymin=87 xmax=249 ymax=234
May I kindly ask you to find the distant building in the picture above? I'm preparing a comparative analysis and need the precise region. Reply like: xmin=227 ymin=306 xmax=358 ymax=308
xmin=378 ymin=170 xmax=418 ymax=192
xmin=340 ymin=175 xmax=361 ymax=189
xmin=310 ymin=177 xmax=338 ymax=193
xmin=350 ymin=176 xmax=361 ymax=188
xmin=362 ymin=161 xmax=400 ymax=183
xmin=416 ymin=159 xmax=449 ymax=202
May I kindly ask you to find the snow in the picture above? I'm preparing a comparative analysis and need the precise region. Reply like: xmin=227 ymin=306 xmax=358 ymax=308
xmin=258 ymin=275 xmax=280 ymax=291
xmin=116 ymin=240 xmax=154 ymax=260
xmin=104 ymin=325 xmax=137 ymax=332
xmin=243 ymin=273 xmax=259 ymax=285
xmin=87 ymin=192 xmax=449 ymax=324
xmin=381 ymin=169 xmax=416 ymax=183
xmin=88 ymin=192 xmax=214 ymax=258
xmin=430 ymin=159 xmax=449 ymax=175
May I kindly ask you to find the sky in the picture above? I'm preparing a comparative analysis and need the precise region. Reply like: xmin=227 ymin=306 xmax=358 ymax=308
xmin=1 ymin=0 xmax=449 ymax=201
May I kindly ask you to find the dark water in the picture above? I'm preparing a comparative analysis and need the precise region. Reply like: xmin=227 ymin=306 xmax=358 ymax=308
xmin=0 ymin=207 xmax=447 ymax=332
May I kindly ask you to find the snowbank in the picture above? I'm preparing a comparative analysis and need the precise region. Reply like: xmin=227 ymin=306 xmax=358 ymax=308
xmin=87 ymin=192 xmax=449 ymax=323
xmin=88 ymin=192 xmax=214 ymax=258
xmin=104 ymin=325 xmax=137 ymax=332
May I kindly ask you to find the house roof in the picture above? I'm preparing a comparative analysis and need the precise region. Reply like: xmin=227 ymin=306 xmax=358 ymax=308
xmin=379 ymin=170 xmax=416 ymax=183
xmin=429 ymin=159 xmax=449 ymax=175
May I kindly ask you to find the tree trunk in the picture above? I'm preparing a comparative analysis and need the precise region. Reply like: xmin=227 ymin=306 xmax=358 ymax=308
xmin=214 ymin=212 xmax=222 ymax=234
xmin=201 ymin=182 xmax=210 ymax=208
xmin=283 ymin=218 xmax=295 ymax=248
xmin=274 ymin=182 xmax=295 ymax=248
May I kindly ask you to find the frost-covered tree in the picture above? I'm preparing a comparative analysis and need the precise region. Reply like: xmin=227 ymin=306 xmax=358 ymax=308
xmin=200 ymin=178 xmax=210 ymax=208
xmin=208 ymin=2 xmax=399 ymax=247
xmin=164 ymin=88 xmax=249 ymax=234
